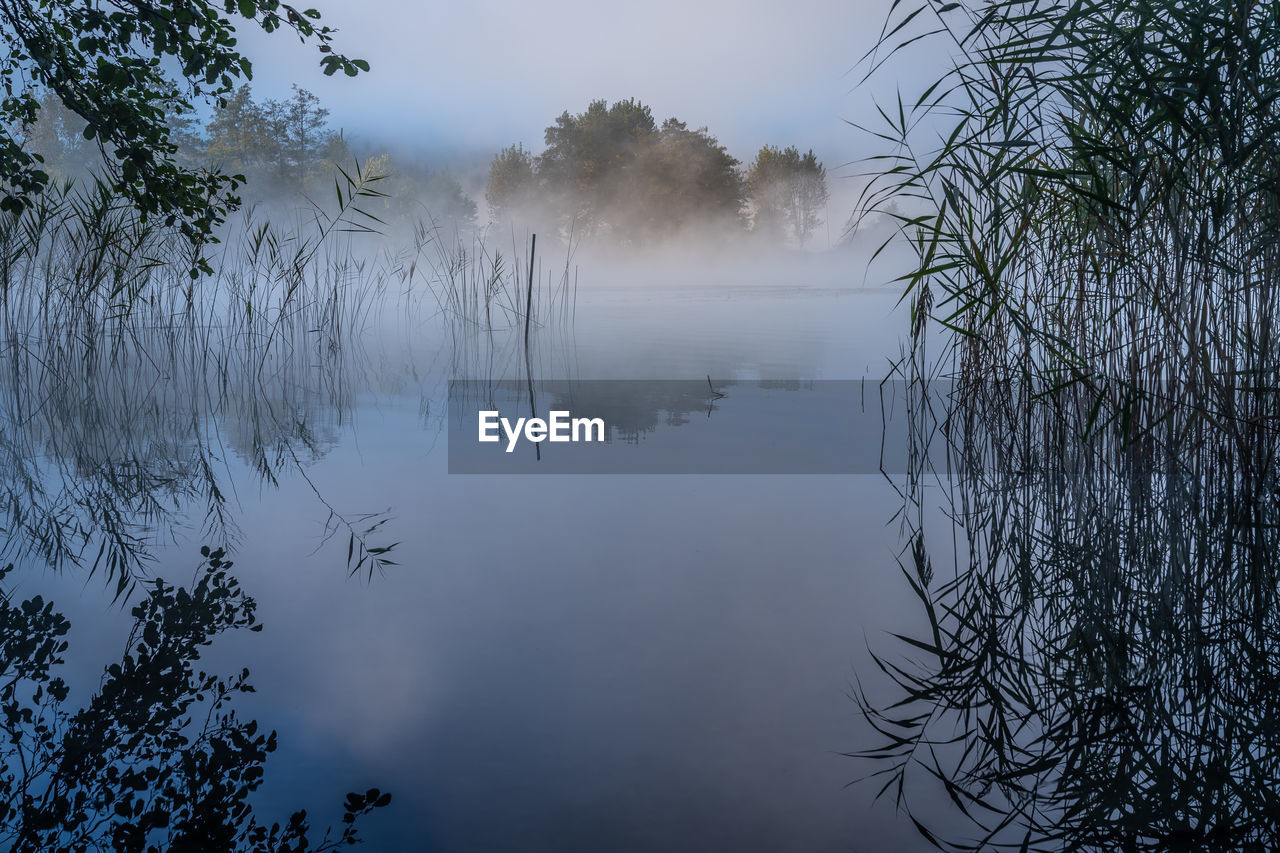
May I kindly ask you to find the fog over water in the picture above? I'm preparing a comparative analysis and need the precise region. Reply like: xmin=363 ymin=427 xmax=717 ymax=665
xmin=8 ymin=264 xmax=932 ymax=850
xmin=0 ymin=2 xmax=972 ymax=850
xmin=8 ymin=0 xmax=1280 ymax=849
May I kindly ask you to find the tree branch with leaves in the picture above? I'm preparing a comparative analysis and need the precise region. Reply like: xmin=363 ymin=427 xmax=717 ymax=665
xmin=0 ymin=0 xmax=369 ymax=274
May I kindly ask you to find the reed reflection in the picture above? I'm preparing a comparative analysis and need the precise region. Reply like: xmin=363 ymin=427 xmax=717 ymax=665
xmin=860 ymin=376 xmax=1280 ymax=851
xmin=0 ymin=317 xmax=369 ymax=585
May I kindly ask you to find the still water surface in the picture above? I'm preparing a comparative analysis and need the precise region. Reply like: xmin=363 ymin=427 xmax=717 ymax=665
xmin=7 ymin=266 xmax=953 ymax=851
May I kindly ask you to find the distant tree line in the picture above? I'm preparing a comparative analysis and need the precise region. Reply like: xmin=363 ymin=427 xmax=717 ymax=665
xmin=27 ymin=86 xmax=477 ymax=231
xmin=486 ymin=99 xmax=829 ymax=247
xmin=27 ymin=91 xmax=827 ymax=245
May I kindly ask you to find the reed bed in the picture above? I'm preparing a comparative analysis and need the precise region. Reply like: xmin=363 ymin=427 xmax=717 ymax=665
xmin=0 ymin=166 xmax=575 ymax=588
xmin=858 ymin=0 xmax=1280 ymax=442
xmin=397 ymin=217 xmax=580 ymax=388
xmin=853 ymin=2 xmax=1280 ymax=847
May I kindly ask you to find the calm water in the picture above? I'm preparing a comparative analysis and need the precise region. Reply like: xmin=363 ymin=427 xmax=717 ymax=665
xmin=13 ymin=250 xmax=1275 ymax=850
xmin=4 ymin=264 xmax=953 ymax=851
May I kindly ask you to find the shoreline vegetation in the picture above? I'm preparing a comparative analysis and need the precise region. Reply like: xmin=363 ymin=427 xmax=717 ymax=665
xmin=0 ymin=166 xmax=580 ymax=586
xmin=0 ymin=4 xmax=411 ymax=849
xmin=0 ymin=74 xmax=866 ymax=594
xmin=28 ymin=85 xmax=851 ymax=252
xmin=0 ymin=550 xmax=392 ymax=852
xmin=854 ymin=0 xmax=1280 ymax=849
xmin=855 ymin=0 xmax=1280 ymax=435
xmin=3 ymin=0 xmax=1278 ymax=848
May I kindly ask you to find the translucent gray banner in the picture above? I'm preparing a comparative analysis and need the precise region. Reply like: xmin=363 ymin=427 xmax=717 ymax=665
xmin=447 ymin=379 xmax=916 ymax=474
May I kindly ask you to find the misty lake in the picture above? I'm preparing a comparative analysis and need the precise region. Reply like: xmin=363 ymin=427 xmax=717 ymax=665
xmin=8 ymin=220 xmax=1280 ymax=852
xmin=3 ymin=250 xmax=958 ymax=851
xmin=9 ymin=0 xmax=1280 ymax=847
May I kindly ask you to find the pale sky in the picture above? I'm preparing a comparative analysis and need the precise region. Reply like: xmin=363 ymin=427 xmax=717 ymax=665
xmin=233 ymin=0 xmax=912 ymax=171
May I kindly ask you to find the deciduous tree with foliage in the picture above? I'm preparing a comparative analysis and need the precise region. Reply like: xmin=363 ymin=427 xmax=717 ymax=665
xmin=204 ymin=84 xmax=348 ymax=193
xmin=747 ymin=145 xmax=829 ymax=247
xmin=270 ymin=85 xmax=344 ymax=186
xmin=485 ymin=143 xmax=537 ymax=224
xmin=626 ymin=118 xmax=744 ymax=238
xmin=0 ymin=1 xmax=368 ymax=270
xmin=536 ymin=98 xmax=657 ymax=236
xmin=205 ymin=84 xmax=273 ymax=175
xmin=490 ymin=99 xmax=746 ymax=241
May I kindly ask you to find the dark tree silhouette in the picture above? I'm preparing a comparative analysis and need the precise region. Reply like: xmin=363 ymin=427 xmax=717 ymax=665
xmin=0 ymin=549 xmax=389 ymax=852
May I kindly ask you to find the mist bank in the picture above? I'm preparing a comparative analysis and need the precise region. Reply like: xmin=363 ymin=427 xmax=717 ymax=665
xmin=26 ymin=85 xmax=887 ymax=259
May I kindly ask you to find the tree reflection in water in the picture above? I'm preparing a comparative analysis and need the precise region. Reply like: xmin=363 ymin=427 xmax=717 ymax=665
xmin=860 ymin=377 xmax=1280 ymax=851
xmin=0 ymin=547 xmax=389 ymax=852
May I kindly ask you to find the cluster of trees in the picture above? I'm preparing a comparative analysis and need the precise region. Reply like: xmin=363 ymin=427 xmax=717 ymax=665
xmin=486 ymin=99 xmax=829 ymax=247
xmin=200 ymin=84 xmax=347 ymax=190
xmin=25 ymin=89 xmax=829 ymax=247
xmin=3 ymin=4 xmax=836 ymax=260
xmin=27 ymin=85 xmax=476 ymax=230
xmin=198 ymin=86 xmax=476 ymax=228
xmin=485 ymin=100 xmax=742 ymax=242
